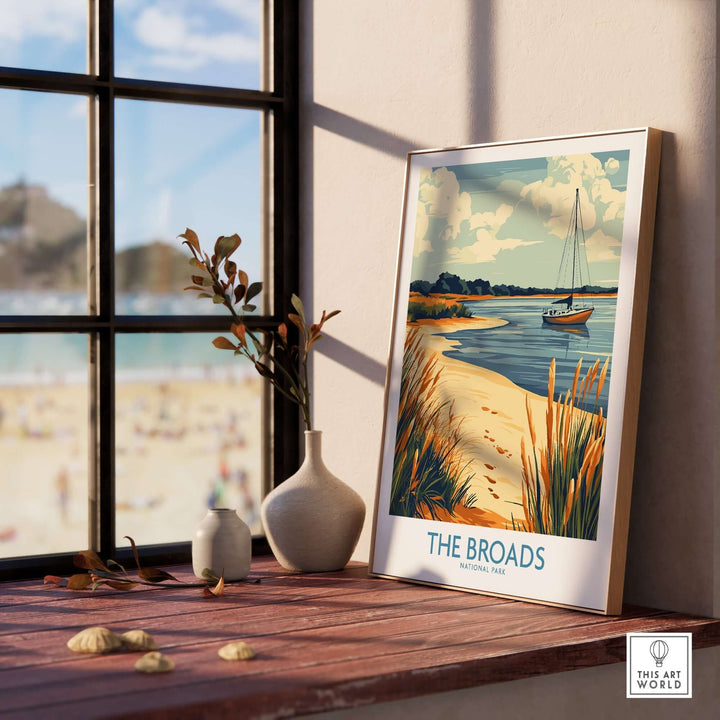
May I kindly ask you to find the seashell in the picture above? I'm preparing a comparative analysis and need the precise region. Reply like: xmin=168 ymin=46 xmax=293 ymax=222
xmin=218 ymin=641 xmax=256 ymax=661
xmin=120 ymin=630 xmax=158 ymax=652
xmin=67 ymin=626 xmax=122 ymax=654
xmin=134 ymin=651 xmax=174 ymax=673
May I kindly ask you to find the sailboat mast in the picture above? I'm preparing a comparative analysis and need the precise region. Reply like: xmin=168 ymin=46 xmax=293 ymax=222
xmin=569 ymin=188 xmax=579 ymax=305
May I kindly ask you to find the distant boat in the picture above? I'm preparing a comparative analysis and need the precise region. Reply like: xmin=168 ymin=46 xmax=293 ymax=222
xmin=542 ymin=188 xmax=594 ymax=326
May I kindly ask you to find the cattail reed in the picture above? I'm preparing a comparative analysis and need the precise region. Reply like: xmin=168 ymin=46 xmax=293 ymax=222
xmin=513 ymin=355 xmax=609 ymax=540
xmin=391 ymin=328 xmax=477 ymax=519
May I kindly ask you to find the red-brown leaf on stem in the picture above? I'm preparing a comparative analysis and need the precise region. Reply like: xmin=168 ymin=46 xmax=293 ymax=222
xmin=202 ymin=575 xmax=225 ymax=597
xmin=179 ymin=228 xmax=201 ymax=255
xmin=287 ymin=313 xmax=304 ymax=331
xmin=104 ymin=580 xmax=139 ymax=591
xmin=212 ymin=337 xmax=237 ymax=350
xmin=67 ymin=574 xmax=94 ymax=591
xmin=277 ymin=323 xmax=287 ymax=343
xmin=139 ymin=567 xmax=178 ymax=583
xmin=231 ymin=324 xmax=247 ymax=346
xmin=43 ymin=575 xmax=65 ymax=587
xmin=73 ymin=550 xmax=110 ymax=572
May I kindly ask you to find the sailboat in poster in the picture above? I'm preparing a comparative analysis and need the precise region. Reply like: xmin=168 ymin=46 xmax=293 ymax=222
xmin=542 ymin=188 xmax=594 ymax=326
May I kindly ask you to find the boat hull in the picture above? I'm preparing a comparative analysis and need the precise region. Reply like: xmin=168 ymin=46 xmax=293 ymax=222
xmin=542 ymin=307 xmax=594 ymax=326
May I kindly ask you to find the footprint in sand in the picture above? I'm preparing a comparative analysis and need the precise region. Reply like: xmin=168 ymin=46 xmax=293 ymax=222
xmin=484 ymin=463 xmax=495 ymax=470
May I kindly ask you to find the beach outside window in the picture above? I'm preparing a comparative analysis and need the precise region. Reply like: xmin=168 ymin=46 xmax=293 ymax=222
xmin=115 ymin=333 xmax=263 ymax=546
xmin=0 ymin=334 xmax=89 ymax=557
xmin=0 ymin=1 xmax=298 ymax=574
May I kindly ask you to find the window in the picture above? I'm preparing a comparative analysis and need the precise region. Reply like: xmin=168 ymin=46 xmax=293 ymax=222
xmin=0 ymin=1 xmax=299 ymax=578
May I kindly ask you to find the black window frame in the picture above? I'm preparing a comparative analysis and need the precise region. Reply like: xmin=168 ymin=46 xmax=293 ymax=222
xmin=0 ymin=0 xmax=299 ymax=580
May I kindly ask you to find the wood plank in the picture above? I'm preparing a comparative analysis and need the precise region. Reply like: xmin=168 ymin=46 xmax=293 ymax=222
xmin=0 ymin=561 xmax=718 ymax=720
xmin=0 ymin=602 xmax=670 ymax=707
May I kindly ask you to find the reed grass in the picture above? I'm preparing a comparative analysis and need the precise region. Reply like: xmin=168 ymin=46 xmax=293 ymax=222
xmin=390 ymin=328 xmax=477 ymax=519
xmin=513 ymin=356 xmax=609 ymax=540
xmin=407 ymin=301 xmax=473 ymax=322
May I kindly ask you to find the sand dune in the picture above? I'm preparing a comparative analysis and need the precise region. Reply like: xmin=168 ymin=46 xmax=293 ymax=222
xmin=412 ymin=317 xmax=552 ymax=529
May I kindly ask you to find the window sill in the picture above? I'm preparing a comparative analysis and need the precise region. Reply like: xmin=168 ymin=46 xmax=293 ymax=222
xmin=2 ymin=557 xmax=719 ymax=719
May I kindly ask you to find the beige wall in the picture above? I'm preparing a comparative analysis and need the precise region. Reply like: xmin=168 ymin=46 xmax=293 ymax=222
xmin=301 ymin=0 xmax=717 ymax=618
xmin=299 ymin=0 xmax=717 ymax=715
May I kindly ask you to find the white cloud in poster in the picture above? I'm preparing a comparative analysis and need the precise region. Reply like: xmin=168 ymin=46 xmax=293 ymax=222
xmin=604 ymin=157 xmax=620 ymax=175
xmin=591 ymin=177 xmax=625 ymax=223
xmin=447 ymin=230 xmax=539 ymax=264
xmin=418 ymin=167 xmax=472 ymax=242
xmin=586 ymin=228 xmax=621 ymax=262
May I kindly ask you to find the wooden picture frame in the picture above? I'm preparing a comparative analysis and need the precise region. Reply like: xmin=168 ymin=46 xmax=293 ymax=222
xmin=370 ymin=128 xmax=662 ymax=614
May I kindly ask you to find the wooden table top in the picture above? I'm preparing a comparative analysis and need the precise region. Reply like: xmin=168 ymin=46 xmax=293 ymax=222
xmin=1 ymin=556 xmax=719 ymax=719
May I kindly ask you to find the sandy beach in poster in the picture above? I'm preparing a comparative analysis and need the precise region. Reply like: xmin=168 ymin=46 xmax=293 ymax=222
xmin=0 ymin=374 xmax=263 ymax=560
xmin=408 ymin=314 xmax=553 ymax=530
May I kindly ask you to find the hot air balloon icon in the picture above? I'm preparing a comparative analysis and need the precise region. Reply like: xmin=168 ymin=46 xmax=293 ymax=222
xmin=649 ymin=639 xmax=669 ymax=667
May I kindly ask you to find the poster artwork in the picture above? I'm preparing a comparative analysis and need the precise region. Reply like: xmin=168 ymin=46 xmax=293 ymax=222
xmin=372 ymin=130 xmax=661 ymax=613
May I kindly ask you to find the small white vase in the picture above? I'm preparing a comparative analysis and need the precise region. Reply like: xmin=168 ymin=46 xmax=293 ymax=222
xmin=261 ymin=430 xmax=365 ymax=572
xmin=192 ymin=508 xmax=251 ymax=580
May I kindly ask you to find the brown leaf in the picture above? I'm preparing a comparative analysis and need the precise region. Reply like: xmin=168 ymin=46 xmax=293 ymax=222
xmin=237 ymin=270 xmax=249 ymax=290
xmin=214 ymin=234 xmax=241 ymax=262
xmin=231 ymin=324 xmax=247 ymax=346
xmin=67 ymin=573 xmax=94 ymax=591
xmin=124 ymin=535 xmax=142 ymax=572
xmin=139 ymin=567 xmax=179 ymax=584
xmin=99 ymin=580 xmax=138 ymax=591
xmin=234 ymin=284 xmax=246 ymax=304
xmin=245 ymin=281 xmax=262 ymax=304
xmin=203 ymin=576 xmax=225 ymax=597
xmin=277 ymin=323 xmax=287 ymax=343
xmin=73 ymin=550 xmax=110 ymax=572
xmin=323 ymin=309 xmax=341 ymax=321
xmin=287 ymin=313 xmax=304 ymax=331
xmin=179 ymin=228 xmax=201 ymax=254
xmin=43 ymin=575 xmax=64 ymax=587
xmin=212 ymin=336 xmax=237 ymax=351
xmin=253 ymin=360 xmax=274 ymax=380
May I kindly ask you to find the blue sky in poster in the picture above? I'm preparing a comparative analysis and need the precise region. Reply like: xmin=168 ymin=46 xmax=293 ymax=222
xmin=0 ymin=0 xmax=262 ymax=264
xmin=411 ymin=150 xmax=631 ymax=289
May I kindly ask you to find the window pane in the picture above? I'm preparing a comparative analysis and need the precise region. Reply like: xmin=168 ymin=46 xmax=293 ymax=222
xmin=115 ymin=333 xmax=264 ymax=547
xmin=114 ymin=0 xmax=263 ymax=90
xmin=0 ymin=1 xmax=87 ymax=74
xmin=114 ymin=100 xmax=263 ymax=316
xmin=0 ymin=334 xmax=89 ymax=559
xmin=0 ymin=90 xmax=88 ymax=314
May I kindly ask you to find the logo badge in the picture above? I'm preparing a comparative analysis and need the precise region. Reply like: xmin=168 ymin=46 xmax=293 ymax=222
xmin=626 ymin=633 xmax=692 ymax=698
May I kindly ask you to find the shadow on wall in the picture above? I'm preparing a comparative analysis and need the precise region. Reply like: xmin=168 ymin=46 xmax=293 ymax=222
xmin=300 ymin=0 xmax=495 ymax=386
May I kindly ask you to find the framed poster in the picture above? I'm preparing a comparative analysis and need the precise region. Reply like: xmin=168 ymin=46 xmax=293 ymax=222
xmin=370 ymin=128 xmax=662 ymax=614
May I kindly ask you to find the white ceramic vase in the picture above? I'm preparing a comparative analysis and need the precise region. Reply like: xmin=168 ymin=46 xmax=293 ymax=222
xmin=192 ymin=508 xmax=251 ymax=580
xmin=261 ymin=430 xmax=365 ymax=572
